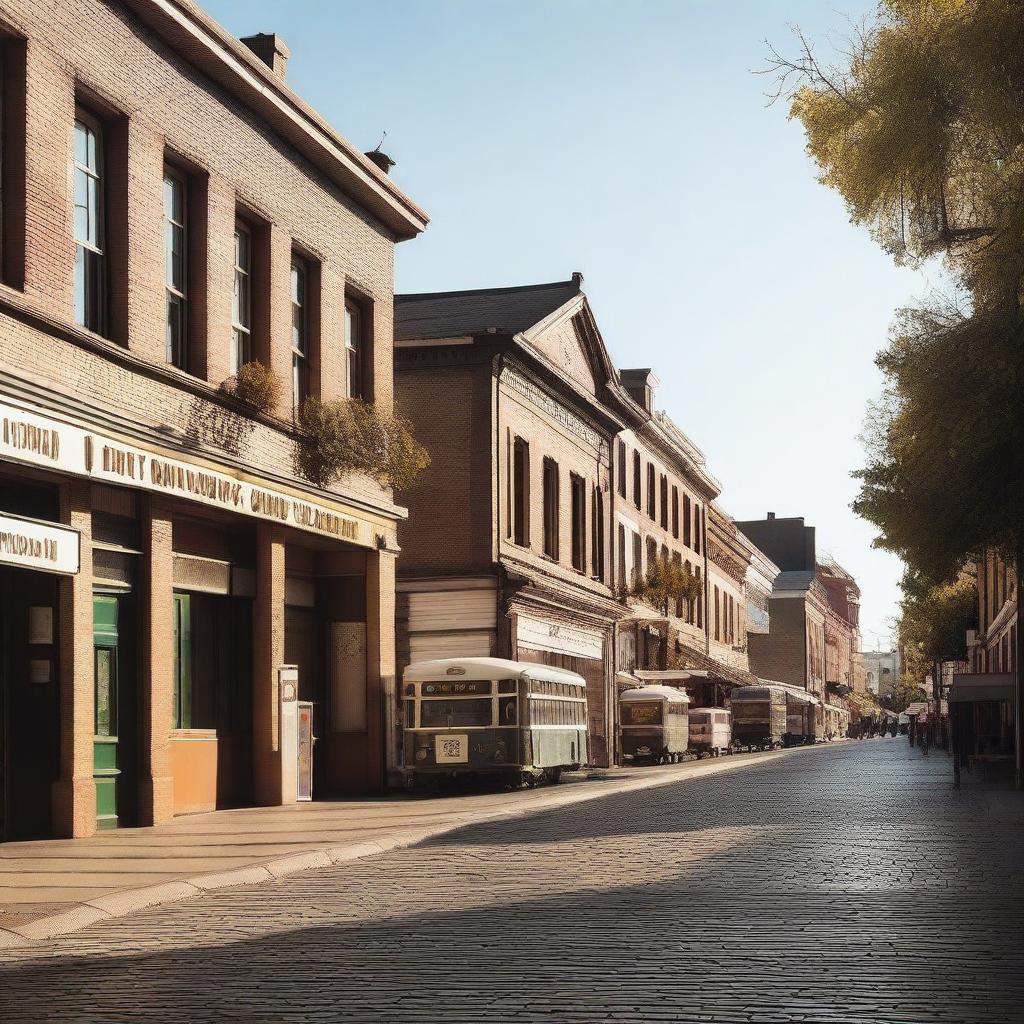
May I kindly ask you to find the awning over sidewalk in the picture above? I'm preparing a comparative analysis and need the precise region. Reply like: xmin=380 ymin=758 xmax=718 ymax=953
xmin=824 ymin=703 xmax=850 ymax=718
xmin=949 ymin=673 xmax=1015 ymax=704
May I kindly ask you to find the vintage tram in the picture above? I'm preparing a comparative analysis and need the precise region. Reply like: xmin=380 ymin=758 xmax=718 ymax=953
xmin=729 ymin=685 xmax=788 ymax=750
xmin=619 ymin=685 xmax=690 ymax=764
xmin=688 ymin=707 xmax=732 ymax=757
xmin=401 ymin=657 xmax=588 ymax=786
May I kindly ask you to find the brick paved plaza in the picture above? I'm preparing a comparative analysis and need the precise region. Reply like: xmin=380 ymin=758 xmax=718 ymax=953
xmin=1 ymin=738 xmax=1022 ymax=1023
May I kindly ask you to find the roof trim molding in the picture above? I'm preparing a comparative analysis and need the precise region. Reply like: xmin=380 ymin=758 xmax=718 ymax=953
xmin=121 ymin=0 xmax=428 ymax=240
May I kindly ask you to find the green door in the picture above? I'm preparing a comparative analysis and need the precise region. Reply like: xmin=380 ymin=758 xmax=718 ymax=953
xmin=93 ymin=594 xmax=121 ymax=829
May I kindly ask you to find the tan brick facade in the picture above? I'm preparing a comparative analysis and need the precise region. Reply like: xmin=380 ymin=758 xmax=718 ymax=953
xmin=0 ymin=0 xmax=425 ymax=841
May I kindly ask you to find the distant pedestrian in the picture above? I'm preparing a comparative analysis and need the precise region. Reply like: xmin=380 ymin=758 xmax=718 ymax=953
xmin=919 ymin=713 xmax=931 ymax=756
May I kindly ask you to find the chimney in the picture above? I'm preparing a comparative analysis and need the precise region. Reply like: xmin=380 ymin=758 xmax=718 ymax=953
xmin=241 ymin=33 xmax=290 ymax=79
xmin=767 ymin=512 xmax=776 ymax=520
xmin=364 ymin=148 xmax=396 ymax=175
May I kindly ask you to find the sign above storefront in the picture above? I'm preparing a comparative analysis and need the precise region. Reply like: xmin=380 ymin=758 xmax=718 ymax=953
xmin=0 ymin=398 xmax=380 ymax=549
xmin=517 ymin=612 xmax=604 ymax=661
xmin=0 ymin=513 xmax=80 ymax=576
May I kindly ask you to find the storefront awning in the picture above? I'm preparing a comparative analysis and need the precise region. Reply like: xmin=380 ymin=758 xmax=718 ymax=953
xmin=824 ymin=703 xmax=850 ymax=717
xmin=949 ymin=673 xmax=1015 ymax=704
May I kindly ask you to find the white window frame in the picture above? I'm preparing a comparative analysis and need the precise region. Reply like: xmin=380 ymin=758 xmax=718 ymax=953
xmin=163 ymin=165 xmax=188 ymax=369
xmin=73 ymin=108 xmax=105 ymax=334
xmin=232 ymin=222 xmax=252 ymax=374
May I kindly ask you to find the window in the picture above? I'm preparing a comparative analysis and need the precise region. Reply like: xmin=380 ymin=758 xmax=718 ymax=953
xmin=632 ymin=531 xmax=642 ymax=589
xmin=617 ymin=440 xmax=626 ymax=498
xmin=231 ymin=223 xmax=252 ymax=373
xmin=345 ymin=299 xmax=365 ymax=400
xmin=73 ymin=111 xmax=105 ymax=334
xmin=671 ymin=487 xmax=679 ymax=538
xmin=672 ymin=551 xmax=683 ymax=617
xmin=646 ymin=463 xmax=656 ymax=519
xmin=660 ymin=475 xmax=668 ymax=529
xmin=570 ymin=473 xmax=586 ymax=572
xmin=693 ymin=504 xmax=702 ymax=554
xmin=695 ymin=566 xmax=703 ymax=628
xmin=646 ymin=536 xmax=657 ymax=572
xmin=163 ymin=167 xmax=188 ymax=369
xmin=617 ymin=524 xmax=627 ymax=592
xmin=685 ymin=560 xmax=695 ymax=624
xmin=542 ymin=457 xmax=559 ymax=560
xmin=172 ymin=593 xmax=192 ymax=728
xmin=512 ymin=436 xmax=530 ymax=546
xmin=591 ymin=485 xmax=605 ymax=581
xmin=714 ymin=586 xmax=720 ymax=641
xmin=632 ymin=451 xmax=641 ymax=509
xmin=290 ymin=256 xmax=309 ymax=413
xmin=683 ymin=494 xmax=691 ymax=547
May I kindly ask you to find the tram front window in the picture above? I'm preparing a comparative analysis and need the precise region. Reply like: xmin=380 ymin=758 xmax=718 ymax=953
xmin=420 ymin=698 xmax=493 ymax=728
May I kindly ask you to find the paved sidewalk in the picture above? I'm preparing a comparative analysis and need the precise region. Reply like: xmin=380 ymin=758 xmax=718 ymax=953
xmin=0 ymin=745 xmax=812 ymax=947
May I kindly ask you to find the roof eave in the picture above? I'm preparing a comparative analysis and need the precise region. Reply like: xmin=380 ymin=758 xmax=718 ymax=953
xmin=123 ymin=0 xmax=429 ymax=241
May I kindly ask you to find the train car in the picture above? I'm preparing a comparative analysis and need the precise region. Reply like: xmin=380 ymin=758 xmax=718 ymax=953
xmin=401 ymin=657 xmax=588 ymax=787
xmin=688 ymin=707 xmax=732 ymax=757
xmin=729 ymin=685 xmax=787 ymax=750
xmin=619 ymin=685 xmax=690 ymax=764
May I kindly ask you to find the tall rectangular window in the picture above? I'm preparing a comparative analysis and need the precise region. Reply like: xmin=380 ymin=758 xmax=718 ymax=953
xmin=512 ymin=436 xmax=530 ymax=546
xmin=660 ymin=475 xmax=668 ymax=529
xmin=570 ymin=473 xmax=586 ymax=573
xmin=714 ymin=586 xmax=720 ymax=641
xmin=617 ymin=440 xmax=626 ymax=498
xmin=632 ymin=451 xmax=641 ymax=510
xmin=345 ymin=300 xmax=365 ymax=400
xmin=695 ymin=566 xmax=703 ymax=628
xmin=231 ymin=223 xmax=252 ymax=374
xmin=591 ymin=485 xmax=605 ymax=581
xmin=73 ymin=111 xmax=105 ymax=334
xmin=683 ymin=494 xmax=692 ymax=547
xmin=290 ymin=256 xmax=309 ymax=413
xmin=163 ymin=168 xmax=188 ymax=369
xmin=693 ymin=504 xmax=702 ymax=554
xmin=671 ymin=487 xmax=679 ymax=538
xmin=617 ymin=524 xmax=627 ymax=592
xmin=632 ymin=531 xmax=642 ymax=589
xmin=646 ymin=463 xmax=656 ymax=519
xmin=542 ymin=458 xmax=559 ymax=560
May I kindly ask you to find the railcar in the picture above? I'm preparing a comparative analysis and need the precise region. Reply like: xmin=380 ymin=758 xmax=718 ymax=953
xmin=619 ymin=684 xmax=690 ymax=764
xmin=688 ymin=707 xmax=732 ymax=757
xmin=729 ymin=685 xmax=788 ymax=750
xmin=401 ymin=657 xmax=587 ymax=787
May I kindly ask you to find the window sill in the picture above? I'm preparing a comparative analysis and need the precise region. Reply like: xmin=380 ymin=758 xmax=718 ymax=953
xmin=170 ymin=728 xmax=218 ymax=740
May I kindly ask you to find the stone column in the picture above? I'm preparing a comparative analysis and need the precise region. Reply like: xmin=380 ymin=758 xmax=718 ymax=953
xmin=138 ymin=497 xmax=174 ymax=824
xmin=253 ymin=523 xmax=286 ymax=804
xmin=365 ymin=547 xmax=397 ymax=790
xmin=52 ymin=481 xmax=95 ymax=838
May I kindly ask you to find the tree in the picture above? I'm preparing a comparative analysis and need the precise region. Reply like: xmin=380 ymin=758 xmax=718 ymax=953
xmin=769 ymin=1 xmax=1024 ymax=779
xmin=881 ymin=675 xmax=927 ymax=715
xmin=897 ymin=573 xmax=978 ymax=687
xmin=632 ymin=553 xmax=702 ymax=619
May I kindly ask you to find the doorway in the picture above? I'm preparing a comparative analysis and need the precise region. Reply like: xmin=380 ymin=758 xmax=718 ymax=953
xmin=93 ymin=591 xmax=137 ymax=828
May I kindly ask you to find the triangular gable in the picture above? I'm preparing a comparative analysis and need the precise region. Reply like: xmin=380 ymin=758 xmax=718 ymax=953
xmin=518 ymin=293 xmax=618 ymax=402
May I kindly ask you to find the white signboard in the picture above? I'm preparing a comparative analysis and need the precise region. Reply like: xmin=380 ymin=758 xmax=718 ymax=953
xmin=517 ymin=613 xmax=604 ymax=661
xmin=0 ymin=398 xmax=376 ymax=549
xmin=0 ymin=514 xmax=80 ymax=576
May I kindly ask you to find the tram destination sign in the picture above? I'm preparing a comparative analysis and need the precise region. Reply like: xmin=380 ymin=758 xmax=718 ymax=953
xmin=0 ymin=398 xmax=378 ymax=548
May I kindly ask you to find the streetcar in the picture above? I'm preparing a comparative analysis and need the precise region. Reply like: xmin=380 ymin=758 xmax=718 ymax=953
xmin=729 ymin=685 xmax=787 ymax=750
xmin=401 ymin=657 xmax=588 ymax=787
xmin=619 ymin=684 xmax=690 ymax=764
xmin=688 ymin=707 xmax=732 ymax=757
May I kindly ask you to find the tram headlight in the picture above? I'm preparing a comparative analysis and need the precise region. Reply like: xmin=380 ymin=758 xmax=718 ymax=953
xmin=415 ymin=747 xmax=428 ymax=761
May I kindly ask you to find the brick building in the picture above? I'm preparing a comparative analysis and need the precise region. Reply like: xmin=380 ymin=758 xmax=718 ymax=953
xmin=575 ymin=364 xmax=757 ymax=714
xmin=394 ymin=276 xmax=629 ymax=766
xmin=735 ymin=515 xmax=834 ymax=738
xmin=0 ymin=0 xmax=427 ymax=841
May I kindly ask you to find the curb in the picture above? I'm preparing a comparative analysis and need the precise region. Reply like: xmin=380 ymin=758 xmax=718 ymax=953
xmin=0 ymin=743 xmax=819 ymax=950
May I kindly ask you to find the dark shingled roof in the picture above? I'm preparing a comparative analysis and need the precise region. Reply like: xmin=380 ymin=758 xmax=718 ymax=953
xmin=395 ymin=278 xmax=581 ymax=342
xmin=773 ymin=570 xmax=816 ymax=592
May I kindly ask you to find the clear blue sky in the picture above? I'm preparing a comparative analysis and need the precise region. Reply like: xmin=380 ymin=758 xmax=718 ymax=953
xmin=205 ymin=0 xmax=941 ymax=650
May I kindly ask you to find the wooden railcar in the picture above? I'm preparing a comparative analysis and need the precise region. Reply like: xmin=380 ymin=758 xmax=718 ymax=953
xmin=619 ymin=685 xmax=690 ymax=764
xmin=688 ymin=707 xmax=732 ymax=757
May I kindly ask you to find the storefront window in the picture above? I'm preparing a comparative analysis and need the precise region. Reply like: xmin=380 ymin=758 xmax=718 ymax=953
xmin=94 ymin=647 xmax=117 ymax=736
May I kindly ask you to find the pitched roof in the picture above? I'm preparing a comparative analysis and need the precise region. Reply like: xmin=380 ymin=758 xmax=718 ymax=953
xmin=395 ymin=278 xmax=581 ymax=342
xmin=773 ymin=570 xmax=816 ymax=592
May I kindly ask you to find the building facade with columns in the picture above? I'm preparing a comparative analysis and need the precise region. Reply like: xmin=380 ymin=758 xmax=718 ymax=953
xmin=0 ymin=0 xmax=427 ymax=841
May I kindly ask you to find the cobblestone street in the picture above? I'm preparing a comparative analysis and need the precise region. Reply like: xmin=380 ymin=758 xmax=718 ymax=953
xmin=1 ymin=738 xmax=1022 ymax=1023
